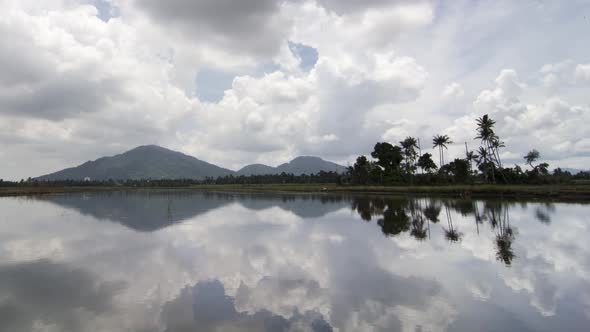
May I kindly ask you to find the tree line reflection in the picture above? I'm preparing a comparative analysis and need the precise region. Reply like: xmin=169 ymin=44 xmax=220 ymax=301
xmin=34 ymin=190 xmax=556 ymax=267
xmin=351 ymin=197 xmax=554 ymax=266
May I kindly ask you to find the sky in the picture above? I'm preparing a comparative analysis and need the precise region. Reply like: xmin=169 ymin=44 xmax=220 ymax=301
xmin=1 ymin=0 xmax=590 ymax=180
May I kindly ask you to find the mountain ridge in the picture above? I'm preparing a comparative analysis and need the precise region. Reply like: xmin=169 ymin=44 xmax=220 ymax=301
xmin=37 ymin=145 xmax=234 ymax=181
xmin=237 ymin=156 xmax=347 ymax=176
xmin=36 ymin=145 xmax=347 ymax=181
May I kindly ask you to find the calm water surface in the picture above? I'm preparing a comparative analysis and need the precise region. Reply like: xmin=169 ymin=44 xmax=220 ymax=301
xmin=0 ymin=190 xmax=589 ymax=331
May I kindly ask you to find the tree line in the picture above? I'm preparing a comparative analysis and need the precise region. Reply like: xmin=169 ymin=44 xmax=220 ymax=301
xmin=346 ymin=113 xmax=586 ymax=185
xmin=0 ymin=171 xmax=344 ymax=187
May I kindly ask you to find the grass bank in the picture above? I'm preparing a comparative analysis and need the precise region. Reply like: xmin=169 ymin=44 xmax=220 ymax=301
xmin=188 ymin=183 xmax=590 ymax=200
xmin=2 ymin=183 xmax=590 ymax=200
xmin=0 ymin=186 xmax=127 ymax=197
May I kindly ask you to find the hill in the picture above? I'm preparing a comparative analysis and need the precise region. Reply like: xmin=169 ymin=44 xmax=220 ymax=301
xmin=36 ymin=146 xmax=348 ymax=180
xmin=36 ymin=145 xmax=234 ymax=181
xmin=237 ymin=156 xmax=347 ymax=176
xmin=236 ymin=164 xmax=278 ymax=176
xmin=276 ymin=156 xmax=347 ymax=175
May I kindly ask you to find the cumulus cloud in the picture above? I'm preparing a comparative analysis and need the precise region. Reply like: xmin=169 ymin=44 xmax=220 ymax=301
xmin=517 ymin=93 xmax=587 ymax=161
xmin=161 ymin=279 xmax=333 ymax=331
xmin=316 ymin=0 xmax=421 ymax=14
xmin=310 ymin=52 xmax=428 ymax=154
xmin=0 ymin=260 xmax=125 ymax=332
xmin=442 ymin=82 xmax=465 ymax=99
xmin=0 ymin=5 xmax=128 ymax=120
xmin=442 ymin=68 xmax=590 ymax=166
xmin=540 ymin=60 xmax=575 ymax=89
xmin=575 ymin=63 xmax=590 ymax=81
xmin=474 ymin=69 xmax=526 ymax=112
xmin=136 ymin=0 xmax=287 ymax=57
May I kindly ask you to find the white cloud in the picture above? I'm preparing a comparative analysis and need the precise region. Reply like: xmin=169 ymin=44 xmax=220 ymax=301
xmin=135 ymin=0 xmax=288 ymax=57
xmin=442 ymin=82 xmax=465 ymax=99
xmin=540 ymin=60 xmax=574 ymax=88
xmin=575 ymin=63 xmax=590 ymax=81
xmin=474 ymin=69 xmax=526 ymax=113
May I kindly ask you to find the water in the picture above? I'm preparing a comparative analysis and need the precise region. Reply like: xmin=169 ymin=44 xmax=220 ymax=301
xmin=0 ymin=190 xmax=589 ymax=332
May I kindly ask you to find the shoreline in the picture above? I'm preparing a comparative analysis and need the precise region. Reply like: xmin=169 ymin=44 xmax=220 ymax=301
xmin=2 ymin=184 xmax=590 ymax=201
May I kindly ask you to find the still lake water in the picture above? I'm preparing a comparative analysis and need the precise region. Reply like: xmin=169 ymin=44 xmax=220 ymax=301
xmin=0 ymin=190 xmax=589 ymax=332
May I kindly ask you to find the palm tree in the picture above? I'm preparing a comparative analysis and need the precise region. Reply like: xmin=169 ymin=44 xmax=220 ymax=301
xmin=524 ymin=149 xmax=540 ymax=169
xmin=466 ymin=150 xmax=475 ymax=175
xmin=432 ymin=134 xmax=453 ymax=168
xmin=474 ymin=146 xmax=487 ymax=166
xmin=464 ymin=142 xmax=476 ymax=176
xmin=475 ymin=146 xmax=494 ymax=182
xmin=490 ymin=137 xmax=505 ymax=169
xmin=475 ymin=114 xmax=496 ymax=144
xmin=475 ymin=114 xmax=505 ymax=181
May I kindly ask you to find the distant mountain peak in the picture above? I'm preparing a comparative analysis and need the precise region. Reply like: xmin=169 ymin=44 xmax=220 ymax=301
xmin=36 ymin=145 xmax=233 ymax=181
xmin=133 ymin=144 xmax=160 ymax=149
xmin=36 ymin=146 xmax=347 ymax=180
xmin=238 ymin=156 xmax=347 ymax=176
xmin=290 ymin=156 xmax=323 ymax=162
xmin=126 ymin=144 xmax=175 ymax=153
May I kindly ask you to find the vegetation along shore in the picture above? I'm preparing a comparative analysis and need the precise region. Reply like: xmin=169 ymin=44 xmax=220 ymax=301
xmin=2 ymin=184 xmax=590 ymax=201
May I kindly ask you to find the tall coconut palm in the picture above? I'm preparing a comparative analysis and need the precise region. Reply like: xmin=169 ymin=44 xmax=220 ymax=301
xmin=465 ymin=149 xmax=476 ymax=175
xmin=475 ymin=114 xmax=507 ymax=182
xmin=432 ymin=134 xmax=453 ymax=168
xmin=475 ymin=114 xmax=497 ymax=147
xmin=464 ymin=141 xmax=476 ymax=176
xmin=475 ymin=114 xmax=504 ymax=169
xmin=490 ymin=137 xmax=505 ymax=168
xmin=475 ymin=146 xmax=494 ymax=182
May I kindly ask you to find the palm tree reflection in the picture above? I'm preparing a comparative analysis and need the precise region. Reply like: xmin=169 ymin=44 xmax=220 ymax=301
xmin=484 ymin=201 xmax=516 ymax=266
xmin=410 ymin=199 xmax=429 ymax=241
xmin=534 ymin=203 xmax=555 ymax=224
xmin=351 ymin=196 xmax=518 ymax=266
xmin=423 ymin=203 xmax=441 ymax=223
xmin=443 ymin=205 xmax=463 ymax=243
xmin=410 ymin=215 xmax=429 ymax=241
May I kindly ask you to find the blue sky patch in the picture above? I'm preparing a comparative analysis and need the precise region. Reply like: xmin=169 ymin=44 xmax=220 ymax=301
xmin=289 ymin=42 xmax=318 ymax=71
xmin=195 ymin=69 xmax=235 ymax=103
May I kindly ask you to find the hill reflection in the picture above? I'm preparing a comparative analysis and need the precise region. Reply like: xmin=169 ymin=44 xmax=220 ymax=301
xmin=36 ymin=190 xmax=559 ymax=266
xmin=37 ymin=191 xmax=232 ymax=231
xmin=36 ymin=191 xmax=349 ymax=231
